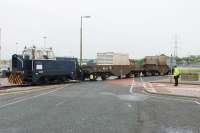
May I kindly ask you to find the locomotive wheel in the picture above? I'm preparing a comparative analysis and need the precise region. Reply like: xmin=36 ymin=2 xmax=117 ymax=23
xmin=151 ymin=72 xmax=155 ymax=76
xmin=134 ymin=73 xmax=139 ymax=77
xmin=89 ymin=74 xmax=97 ymax=81
xmin=160 ymin=72 xmax=164 ymax=76
xmin=125 ymin=74 xmax=130 ymax=78
xmin=101 ymin=74 xmax=107 ymax=80
xmin=80 ymin=73 xmax=85 ymax=81
xmin=143 ymin=72 xmax=147 ymax=77
xmin=118 ymin=76 xmax=121 ymax=79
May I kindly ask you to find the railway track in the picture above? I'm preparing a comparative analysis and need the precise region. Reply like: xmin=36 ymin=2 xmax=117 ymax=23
xmin=0 ymin=80 xmax=80 ymax=90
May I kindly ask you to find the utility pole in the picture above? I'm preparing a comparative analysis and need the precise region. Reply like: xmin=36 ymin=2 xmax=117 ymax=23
xmin=174 ymin=34 xmax=178 ymax=58
xmin=80 ymin=17 xmax=82 ymax=66
xmin=170 ymin=34 xmax=178 ymax=83
xmin=0 ymin=28 xmax=1 ymax=66
xmin=43 ymin=36 xmax=47 ymax=49
xmin=16 ymin=42 xmax=18 ymax=54
xmin=170 ymin=54 xmax=173 ymax=83
xmin=80 ymin=16 xmax=91 ymax=66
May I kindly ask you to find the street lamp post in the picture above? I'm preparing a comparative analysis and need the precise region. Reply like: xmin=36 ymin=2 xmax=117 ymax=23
xmin=170 ymin=54 xmax=173 ymax=83
xmin=43 ymin=36 xmax=47 ymax=49
xmin=80 ymin=16 xmax=91 ymax=66
xmin=0 ymin=28 xmax=1 ymax=65
xmin=16 ymin=42 xmax=18 ymax=54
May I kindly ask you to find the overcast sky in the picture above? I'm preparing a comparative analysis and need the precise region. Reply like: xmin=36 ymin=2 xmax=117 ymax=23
xmin=0 ymin=0 xmax=200 ymax=59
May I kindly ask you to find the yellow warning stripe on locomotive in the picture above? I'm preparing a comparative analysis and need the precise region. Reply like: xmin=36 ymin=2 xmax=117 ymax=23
xmin=8 ymin=73 xmax=23 ymax=85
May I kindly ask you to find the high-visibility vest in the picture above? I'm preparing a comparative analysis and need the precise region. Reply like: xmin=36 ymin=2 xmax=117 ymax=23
xmin=173 ymin=67 xmax=180 ymax=76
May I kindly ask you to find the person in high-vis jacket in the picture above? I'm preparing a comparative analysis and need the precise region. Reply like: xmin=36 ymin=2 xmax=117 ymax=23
xmin=173 ymin=66 xmax=180 ymax=86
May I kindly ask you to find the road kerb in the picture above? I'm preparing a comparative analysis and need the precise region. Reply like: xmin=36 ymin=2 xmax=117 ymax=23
xmin=0 ymin=84 xmax=71 ymax=96
xmin=150 ymin=81 xmax=200 ymax=85
xmin=143 ymin=82 xmax=200 ymax=99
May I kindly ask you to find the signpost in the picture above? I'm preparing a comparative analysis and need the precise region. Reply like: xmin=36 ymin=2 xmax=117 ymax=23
xmin=167 ymin=54 xmax=176 ymax=83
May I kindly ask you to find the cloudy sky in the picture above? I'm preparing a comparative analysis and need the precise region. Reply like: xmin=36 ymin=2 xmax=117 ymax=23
xmin=0 ymin=0 xmax=200 ymax=59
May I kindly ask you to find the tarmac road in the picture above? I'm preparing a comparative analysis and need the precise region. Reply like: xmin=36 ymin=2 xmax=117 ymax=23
xmin=0 ymin=76 xmax=200 ymax=133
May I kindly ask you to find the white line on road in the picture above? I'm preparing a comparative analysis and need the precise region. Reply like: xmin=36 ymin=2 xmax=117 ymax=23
xmin=140 ymin=77 xmax=200 ymax=106
xmin=140 ymin=76 xmax=144 ymax=84
xmin=152 ymin=95 xmax=200 ymax=105
xmin=0 ymin=86 xmax=66 ymax=109
xmin=194 ymin=101 xmax=200 ymax=105
xmin=56 ymin=101 xmax=65 ymax=106
xmin=129 ymin=76 xmax=146 ymax=95
xmin=129 ymin=77 xmax=135 ymax=94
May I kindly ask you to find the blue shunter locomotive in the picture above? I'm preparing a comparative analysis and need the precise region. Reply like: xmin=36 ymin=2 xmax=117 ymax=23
xmin=8 ymin=46 xmax=80 ymax=84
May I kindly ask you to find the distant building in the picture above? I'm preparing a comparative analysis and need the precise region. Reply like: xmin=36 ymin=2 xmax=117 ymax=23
xmin=0 ymin=60 xmax=11 ymax=77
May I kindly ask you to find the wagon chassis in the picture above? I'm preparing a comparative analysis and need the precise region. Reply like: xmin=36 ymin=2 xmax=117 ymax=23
xmin=81 ymin=64 xmax=169 ymax=81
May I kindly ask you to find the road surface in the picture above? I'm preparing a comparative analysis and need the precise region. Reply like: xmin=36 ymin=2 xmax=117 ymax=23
xmin=0 ymin=76 xmax=200 ymax=133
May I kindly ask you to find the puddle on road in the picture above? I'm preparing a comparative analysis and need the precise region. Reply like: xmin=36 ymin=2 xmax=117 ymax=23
xmin=0 ymin=128 xmax=20 ymax=133
xmin=162 ymin=126 xmax=197 ymax=133
xmin=99 ymin=92 xmax=118 ymax=97
xmin=118 ymin=94 xmax=148 ymax=101
xmin=100 ymin=92 xmax=149 ymax=101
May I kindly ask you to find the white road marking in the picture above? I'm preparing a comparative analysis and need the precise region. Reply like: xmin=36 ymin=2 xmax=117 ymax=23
xmin=140 ymin=76 xmax=144 ymax=84
xmin=129 ymin=76 xmax=147 ymax=95
xmin=140 ymin=76 xmax=148 ymax=89
xmin=194 ymin=101 xmax=200 ymax=105
xmin=100 ymin=92 xmax=117 ymax=97
xmin=140 ymin=77 xmax=200 ymax=106
xmin=56 ymin=101 xmax=65 ymax=106
xmin=149 ymin=83 xmax=153 ymax=88
xmin=127 ymin=104 xmax=132 ymax=108
xmin=147 ymin=88 xmax=157 ymax=93
xmin=150 ymin=94 xmax=200 ymax=106
xmin=0 ymin=86 xmax=66 ymax=109
xmin=129 ymin=77 xmax=135 ymax=94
